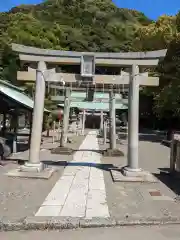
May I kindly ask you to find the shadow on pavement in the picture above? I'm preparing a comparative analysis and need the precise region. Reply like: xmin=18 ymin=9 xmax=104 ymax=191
xmin=72 ymin=149 xmax=104 ymax=154
xmin=118 ymin=132 xmax=163 ymax=143
xmin=154 ymin=168 xmax=180 ymax=196
xmin=44 ymin=160 xmax=117 ymax=172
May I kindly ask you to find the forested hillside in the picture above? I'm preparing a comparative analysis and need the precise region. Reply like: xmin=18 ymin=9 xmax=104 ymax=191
xmin=0 ymin=0 xmax=180 ymax=120
xmin=0 ymin=0 xmax=151 ymax=53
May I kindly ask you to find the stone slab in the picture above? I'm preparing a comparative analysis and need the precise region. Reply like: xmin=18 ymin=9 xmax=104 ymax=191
xmin=60 ymin=174 xmax=90 ymax=217
xmin=60 ymin=191 xmax=88 ymax=218
xmin=89 ymin=177 xmax=105 ymax=190
xmin=34 ymin=130 xmax=110 ymax=219
xmin=110 ymin=169 xmax=158 ymax=183
xmin=6 ymin=167 xmax=56 ymax=179
xmin=73 ymin=151 xmax=83 ymax=160
xmin=42 ymin=176 xmax=74 ymax=206
xmin=35 ymin=205 xmax=62 ymax=217
xmin=62 ymin=166 xmax=81 ymax=176
xmin=86 ymin=190 xmax=110 ymax=219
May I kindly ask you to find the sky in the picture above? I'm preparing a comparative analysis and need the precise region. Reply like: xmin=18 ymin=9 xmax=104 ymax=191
xmin=0 ymin=0 xmax=180 ymax=20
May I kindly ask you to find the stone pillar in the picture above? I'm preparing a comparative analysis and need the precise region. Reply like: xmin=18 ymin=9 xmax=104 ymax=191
xmin=58 ymin=120 xmax=61 ymax=141
xmin=103 ymin=120 xmax=107 ymax=145
xmin=12 ymin=111 xmax=18 ymax=154
xmin=60 ymin=88 xmax=70 ymax=147
xmin=22 ymin=61 xmax=46 ymax=171
xmin=109 ymin=90 xmax=116 ymax=149
xmin=81 ymin=109 xmax=86 ymax=136
xmin=28 ymin=112 xmax=33 ymax=148
xmin=124 ymin=64 xmax=141 ymax=174
xmin=100 ymin=110 xmax=103 ymax=133
xmin=52 ymin=121 xmax=56 ymax=144
xmin=65 ymin=91 xmax=71 ymax=143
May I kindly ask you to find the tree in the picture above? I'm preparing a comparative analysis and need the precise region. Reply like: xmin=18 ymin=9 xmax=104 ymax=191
xmin=153 ymin=33 xmax=180 ymax=117
xmin=0 ymin=0 xmax=151 ymax=112
xmin=134 ymin=15 xmax=176 ymax=51
xmin=134 ymin=14 xmax=180 ymax=121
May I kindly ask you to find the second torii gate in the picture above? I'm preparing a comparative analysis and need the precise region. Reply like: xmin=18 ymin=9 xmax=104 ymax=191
xmin=8 ymin=44 xmax=167 ymax=179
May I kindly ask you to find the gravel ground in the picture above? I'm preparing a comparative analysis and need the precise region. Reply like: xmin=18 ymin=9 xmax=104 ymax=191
xmin=0 ymin=133 xmax=86 ymax=219
xmin=2 ymin=130 xmax=180 ymax=224
xmin=0 ymin=164 xmax=62 ymax=219
xmin=99 ymin=136 xmax=180 ymax=221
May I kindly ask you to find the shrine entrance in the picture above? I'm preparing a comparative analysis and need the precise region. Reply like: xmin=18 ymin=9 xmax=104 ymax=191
xmin=9 ymin=44 xmax=167 ymax=179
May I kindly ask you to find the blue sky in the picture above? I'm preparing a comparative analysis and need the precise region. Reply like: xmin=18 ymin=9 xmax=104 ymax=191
xmin=0 ymin=0 xmax=179 ymax=19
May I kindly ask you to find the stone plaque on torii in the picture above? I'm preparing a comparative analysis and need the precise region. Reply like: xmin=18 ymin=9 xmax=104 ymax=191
xmin=7 ymin=43 xmax=167 ymax=180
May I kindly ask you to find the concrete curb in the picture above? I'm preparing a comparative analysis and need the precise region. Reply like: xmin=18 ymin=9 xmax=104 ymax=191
xmin=1 ymin=216 xmax=180 ymax=231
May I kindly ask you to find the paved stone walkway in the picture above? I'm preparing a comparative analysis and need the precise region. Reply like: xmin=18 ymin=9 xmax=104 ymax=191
xmin=0 ymin=134 xmax=85 ymax=219
xmin=3 ymin=130 xmax=180 ymax=227
xmin=36 ymin=131 xmax=109 ymax=219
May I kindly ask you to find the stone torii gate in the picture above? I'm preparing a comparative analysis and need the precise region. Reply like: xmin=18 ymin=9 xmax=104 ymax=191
xmin=8 ymin=44 xmax=167 ymax=179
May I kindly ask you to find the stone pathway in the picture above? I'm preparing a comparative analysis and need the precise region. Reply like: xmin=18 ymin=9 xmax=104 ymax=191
xmin=0 ymin=134 xmax=85 ymax=219
xmin=3 ymin=130 xmax=180 ymax=228
xmin=35 ymin=131 xmax=109 ymax=219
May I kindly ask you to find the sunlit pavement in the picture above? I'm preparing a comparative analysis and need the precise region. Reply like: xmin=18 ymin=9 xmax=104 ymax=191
xmin=1 ymin=225 xmax=180 ymax=240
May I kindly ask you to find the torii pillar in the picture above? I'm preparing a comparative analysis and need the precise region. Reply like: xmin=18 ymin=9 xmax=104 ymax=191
xmin=21 ymin=61 xmax=46 ymax=172
xmin=104 ymin=90 xmax=124 ymax=156
xmin=7 ymin=61 xmax=57 ymax=178
xmin=81 ymin=109 xmax=86 ymax=136
xmin=60 ymin=88 xmax=71 ymax=147
xmin=51 ymin=87 xmax=73 ymax=155
xmin=123 ymin=64 xmax=141 ymax=175
xmin=122 ymin=64 xmax=158 ymax=180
